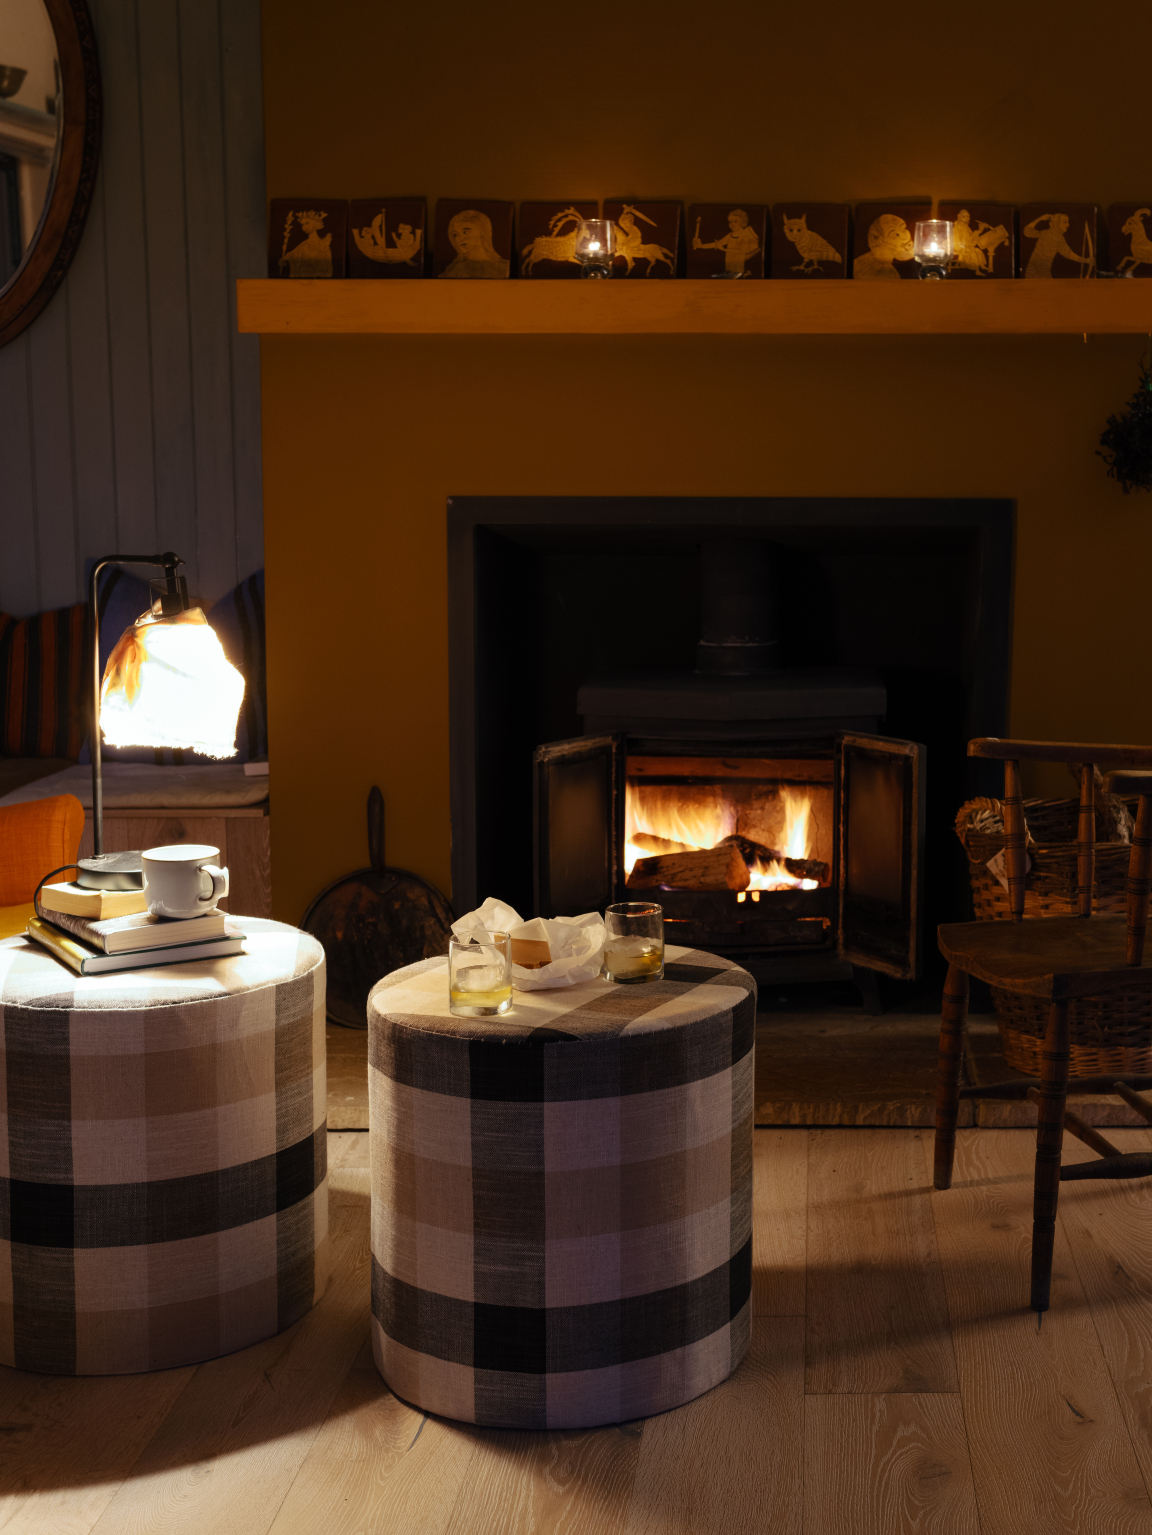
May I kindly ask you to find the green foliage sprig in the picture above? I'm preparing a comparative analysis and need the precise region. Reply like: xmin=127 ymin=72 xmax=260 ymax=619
xmin=1098 ymin=367 xmax=1152 ymax=494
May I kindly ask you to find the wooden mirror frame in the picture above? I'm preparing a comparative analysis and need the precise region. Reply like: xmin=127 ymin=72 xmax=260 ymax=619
xmin=0 ymin=0 xmax=100 ymax=348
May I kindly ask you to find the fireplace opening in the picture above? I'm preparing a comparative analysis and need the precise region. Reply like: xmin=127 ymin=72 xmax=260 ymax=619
xmin=449 ymin=497 xmax=1013 ymax=991
xmin=625 ymin=751 xmax=834 ymax=951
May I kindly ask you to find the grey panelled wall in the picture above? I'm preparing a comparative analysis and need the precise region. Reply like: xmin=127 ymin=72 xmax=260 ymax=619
xmin=0 ymin=0 xmax=265 ymax=618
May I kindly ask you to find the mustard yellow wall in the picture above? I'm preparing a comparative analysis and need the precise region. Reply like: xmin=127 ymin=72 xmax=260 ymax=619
xmin=262 ymin=1 xmax=1152 ymax=923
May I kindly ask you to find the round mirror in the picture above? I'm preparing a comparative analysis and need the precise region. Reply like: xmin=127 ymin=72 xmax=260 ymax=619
xmin=0 ymin=0 xmax=99 ymax=348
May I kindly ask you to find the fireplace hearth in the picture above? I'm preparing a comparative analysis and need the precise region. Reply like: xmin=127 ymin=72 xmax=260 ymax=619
xmin=448 ymin=497 xmax=1013 ymax=990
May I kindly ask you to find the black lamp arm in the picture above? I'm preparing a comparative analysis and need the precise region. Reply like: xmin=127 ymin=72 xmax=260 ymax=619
xmin=89 ymin=551 xmax=188 ymax=856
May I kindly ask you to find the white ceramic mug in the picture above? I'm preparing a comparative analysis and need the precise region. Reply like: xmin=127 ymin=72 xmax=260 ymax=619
xmin=142 ymin=844 xmax=229 ymax=919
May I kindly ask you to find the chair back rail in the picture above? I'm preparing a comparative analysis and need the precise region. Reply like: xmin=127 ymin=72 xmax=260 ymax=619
xmin=1127 ymin=795 xmax=1152 ymax=966
xmin=1001 ymin=758 xmax=1028 ymax=921
xmin=1078 ymin=763 xmax=1096 ymax=918
xmin=1101 ymin=770 xmax=1152 ymax=967
xmin=970 ymin=738 xmax=1152 ymax=767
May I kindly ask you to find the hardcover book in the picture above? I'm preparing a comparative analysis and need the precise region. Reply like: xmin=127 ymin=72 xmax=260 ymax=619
xmin=27 ymin=918 xmax=244 ymax=976
xmin=41 ymin=908 xmax=229 ymax=954
xmin=38 ymin=881 xmax=147 ymax=919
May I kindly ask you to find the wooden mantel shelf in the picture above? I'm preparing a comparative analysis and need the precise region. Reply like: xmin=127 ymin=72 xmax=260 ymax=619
xmin=236 ymin=277 xmax=1152 ymax=338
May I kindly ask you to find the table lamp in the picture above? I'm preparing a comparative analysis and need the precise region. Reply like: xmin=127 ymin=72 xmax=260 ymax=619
xmin=78 ymin=551 xmax=246 ymax=890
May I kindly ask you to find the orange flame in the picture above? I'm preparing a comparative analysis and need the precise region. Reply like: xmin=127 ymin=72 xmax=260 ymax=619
xmin=625 ymin=782 xmax=818 ymax=891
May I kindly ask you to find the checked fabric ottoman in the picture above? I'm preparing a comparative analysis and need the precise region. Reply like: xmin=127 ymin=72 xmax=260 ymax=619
xmin=367 ymin=944 xmax=755 ymax=1429
xmin=0 ymin=917 xmax=328 ymax=1375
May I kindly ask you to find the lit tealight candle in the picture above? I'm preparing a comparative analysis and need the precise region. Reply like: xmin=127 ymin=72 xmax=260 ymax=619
xmin=913 ymin=220 xmax=952 ymax=280
xmin=575 ymin=219 xmax=615 ymax=278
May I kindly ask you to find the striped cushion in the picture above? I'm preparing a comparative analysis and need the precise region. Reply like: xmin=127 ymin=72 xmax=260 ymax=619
xmin=0 ymin=604 xmax=87 ymax=759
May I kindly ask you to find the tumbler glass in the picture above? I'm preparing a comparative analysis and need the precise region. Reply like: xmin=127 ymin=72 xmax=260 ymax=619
xmin=449 ymin=932 xmax=513 ymax=1016
xmin=603 ymin=901 xmax=664 ymax=984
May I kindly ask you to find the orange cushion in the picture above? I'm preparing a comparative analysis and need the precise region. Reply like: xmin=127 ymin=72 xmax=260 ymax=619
xmin=0 ymin=903 xmax=34 ymax=941
xmin=0 ymin=794 xmax=85 ymax=905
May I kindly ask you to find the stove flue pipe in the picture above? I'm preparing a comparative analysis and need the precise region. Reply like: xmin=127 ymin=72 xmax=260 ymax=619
xmin=695 ymin=538 xmax=780 ymax=675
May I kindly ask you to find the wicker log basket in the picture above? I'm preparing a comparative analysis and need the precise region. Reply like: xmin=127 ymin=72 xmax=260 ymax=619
xmin=956 ymin=782 xmax=1150 ymax=1076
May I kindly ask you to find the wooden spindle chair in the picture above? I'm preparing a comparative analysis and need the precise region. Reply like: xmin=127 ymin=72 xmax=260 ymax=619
xmin=935 ymin=738 xmax=1152 ymax=1312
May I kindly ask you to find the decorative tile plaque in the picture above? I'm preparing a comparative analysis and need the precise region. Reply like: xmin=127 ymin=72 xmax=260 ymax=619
xmin=852 ymin=201 xmax=930 ymax=280
xmin=1108 ymin=204 xmax=1152 ymax=277
xmin=687 ymin=204 xmax=767 ymax=279
xmin=518 ymin=201 xmax=598 ymax=278
xmin=348 ymin=199 xmax=426 ymax=277
xmin=937 ymin=202 xmax=1015 ymax=280
xmin=604 ymin=201 xmax=681 ymax=278
xmin=1018 ymin=204 xmax=1099 ymax=277
xmin=770 ymin=204 xmax=849 ymax=279
xmin=433 ymin=200 xmax=514 ymax=279
xmin=268 ymin=199 xmax=347 ymax=278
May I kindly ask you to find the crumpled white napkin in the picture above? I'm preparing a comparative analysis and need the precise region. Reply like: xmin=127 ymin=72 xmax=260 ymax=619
xmin=451 ymin=897 xmax=606 ymax=991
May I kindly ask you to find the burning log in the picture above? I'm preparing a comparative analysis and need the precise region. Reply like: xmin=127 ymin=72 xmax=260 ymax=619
xmin=631 ymin=832 xmax=697 ymax=856
xmin=782 ymin=856 xmax=830 ymax=885
xmin=717 ymin=834 xmax=829 ymax=886
xmin=628 ymin=844 xmax=750 ymax=892
xmin=718 ymin=834 xmax=776 ymax=863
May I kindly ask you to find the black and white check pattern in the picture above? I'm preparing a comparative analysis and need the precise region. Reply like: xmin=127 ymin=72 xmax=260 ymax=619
xmin=0 ymin=918 xmax=328 ymax=1375
xmin=368 ymin=946 xmax=755 ymax=1428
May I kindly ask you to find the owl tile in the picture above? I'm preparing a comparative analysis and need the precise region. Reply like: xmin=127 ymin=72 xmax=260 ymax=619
xmin=770 ymin=204 xmax=849 ymax=279
xmin=348 ymin=199 xmax=426 ymax=277
xmin=518 ymin=201 xmax=599 ymax=278
xmin=604 ymin=201 xmax=681 ymax=278
xmin=1018 ymin=204 xmax=1099 ymax=278
xmin=936 ymin=203 xmax=1015 ymax=280
xmin=433 ymin=200 xmax=514 ymax=279
xmin=268 ymin=199 xmax=347 ymax=278
xmin=852 ymin=201 xmax=931 ymax=280
xmin=1108 ymin=204 xmax=1152 ymax=276
xmin=687 ymin=204 xmax=767 ymax=278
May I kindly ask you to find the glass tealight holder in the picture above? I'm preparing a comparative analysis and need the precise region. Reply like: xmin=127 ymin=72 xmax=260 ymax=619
xmin=914 ymin=219 xmax=952 ymax=281
xmin=603 ymin=901 xmax=664 ymax=984
xmin=575 ymin=219 xmax=615 ymax=279
xmin=449 ymin=932 xmax=513 ymax=1016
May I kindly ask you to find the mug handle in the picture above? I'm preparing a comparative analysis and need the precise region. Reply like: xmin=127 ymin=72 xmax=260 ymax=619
xmin=199 ymin=865 xmax=229 ymax=905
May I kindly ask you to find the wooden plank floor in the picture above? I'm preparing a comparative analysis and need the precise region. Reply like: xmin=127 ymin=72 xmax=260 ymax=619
xmin=8 ymin=1126 xmax=1152 ymax=1532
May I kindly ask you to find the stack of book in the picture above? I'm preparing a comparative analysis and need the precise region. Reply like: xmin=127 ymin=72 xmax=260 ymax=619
xmin=29 ymin=881 xmax=244 ymax=975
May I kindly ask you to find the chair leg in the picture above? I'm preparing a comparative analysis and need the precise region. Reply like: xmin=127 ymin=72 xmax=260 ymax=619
xmin=934 ymin=964 xmax=969 ymax=1190
xmin=1031 ymin=999 xmax=1071 ymax=1313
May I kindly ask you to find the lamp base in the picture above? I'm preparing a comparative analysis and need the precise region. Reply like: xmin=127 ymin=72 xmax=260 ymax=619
xmin=77 ymin=851 xmax=144 ymax=890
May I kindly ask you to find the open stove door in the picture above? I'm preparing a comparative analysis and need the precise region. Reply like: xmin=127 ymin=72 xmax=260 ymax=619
xmin=836 ymin=732 xmax=925 ymax=980
xmin=533 ymin=734 xmax=625 ymax=918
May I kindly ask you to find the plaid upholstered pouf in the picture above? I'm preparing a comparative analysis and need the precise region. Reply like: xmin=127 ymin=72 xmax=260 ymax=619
xmin=0 ymin=918 xmax=328 ymax=1374
xmin=367 ymin=945 xmax=755 ymax=1429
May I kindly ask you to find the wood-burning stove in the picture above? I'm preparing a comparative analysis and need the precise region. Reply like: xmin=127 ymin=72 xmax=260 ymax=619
xmin=533 ymin=539 xmax=925 ymax=984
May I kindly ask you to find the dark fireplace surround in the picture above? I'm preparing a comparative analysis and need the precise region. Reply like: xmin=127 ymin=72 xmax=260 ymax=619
xmin=448 ymin=498 xmax=1013 ymax=986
